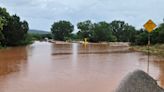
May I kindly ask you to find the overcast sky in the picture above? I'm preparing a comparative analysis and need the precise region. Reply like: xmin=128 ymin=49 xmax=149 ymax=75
xmin=0 ymin=0 xmax=164 ymax=32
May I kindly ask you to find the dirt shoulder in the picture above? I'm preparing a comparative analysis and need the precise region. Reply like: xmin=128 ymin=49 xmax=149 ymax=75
xmin=130 ymin=44 xmax=164 ymax=58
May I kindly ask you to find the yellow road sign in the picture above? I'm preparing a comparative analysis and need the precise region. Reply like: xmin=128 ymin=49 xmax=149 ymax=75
xmin=144 ymin=19 xmax=157 ymax=33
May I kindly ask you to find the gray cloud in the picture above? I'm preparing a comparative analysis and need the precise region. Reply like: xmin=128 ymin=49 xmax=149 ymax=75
xmin=0 ymin=0 xmax=164 ymax=31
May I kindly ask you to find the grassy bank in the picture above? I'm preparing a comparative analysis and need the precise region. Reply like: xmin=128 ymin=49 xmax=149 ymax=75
xmin=131 ymin=44 xmax=164 ymax=57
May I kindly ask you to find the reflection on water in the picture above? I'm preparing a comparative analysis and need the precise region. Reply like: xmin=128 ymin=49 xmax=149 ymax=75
xmin=0 ymin=41 xmax=163 ymax=92
xmin=0 ymin=46 xmax=27 ymax=75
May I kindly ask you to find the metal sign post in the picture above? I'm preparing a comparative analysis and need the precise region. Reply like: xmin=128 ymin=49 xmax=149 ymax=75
xmin=144 ymin=19 xmax=157 ymax=74
xmin=147 ymin=32 xmax=150 ymax=73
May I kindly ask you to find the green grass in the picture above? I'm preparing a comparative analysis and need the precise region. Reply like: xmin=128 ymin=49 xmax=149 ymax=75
xmin=131 ymin=44 xmax=164 ymax=57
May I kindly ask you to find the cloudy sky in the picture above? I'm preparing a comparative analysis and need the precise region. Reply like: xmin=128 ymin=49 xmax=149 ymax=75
xmin=0 ymin=0 xmax=164 ymax=32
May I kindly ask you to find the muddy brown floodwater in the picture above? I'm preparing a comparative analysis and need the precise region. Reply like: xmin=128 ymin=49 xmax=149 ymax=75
xmin=0 ymin=41 xmax=164 ymax=92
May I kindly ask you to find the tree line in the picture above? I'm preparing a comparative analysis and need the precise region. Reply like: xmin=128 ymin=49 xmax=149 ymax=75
xmin=0 ymin=7 xmax=164 ymax=47
xmin=0 ymin=7 xmax=31 ymax=47
xmin=51 ymin=20 xmax=164 ymax=45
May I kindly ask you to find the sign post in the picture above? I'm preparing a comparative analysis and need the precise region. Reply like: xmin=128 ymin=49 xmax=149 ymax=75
xmin=143 ymin=19 xmax=157 ymax=74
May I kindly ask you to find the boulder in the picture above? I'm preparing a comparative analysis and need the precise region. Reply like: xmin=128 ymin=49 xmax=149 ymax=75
xmin=116 ymin=70 xmax=164 ymax=92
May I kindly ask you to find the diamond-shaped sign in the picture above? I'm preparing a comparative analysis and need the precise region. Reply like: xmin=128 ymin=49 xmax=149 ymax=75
xmin=144 ymin=19 xmax=157 ymax=33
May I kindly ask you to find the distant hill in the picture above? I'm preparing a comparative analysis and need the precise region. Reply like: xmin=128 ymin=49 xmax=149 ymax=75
xmin=28 ymin=29 xmax=50 ymax=34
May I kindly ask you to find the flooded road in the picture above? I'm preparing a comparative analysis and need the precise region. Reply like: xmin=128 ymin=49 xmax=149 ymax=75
xmin=0 ymin=41 xmax=164 ymax=92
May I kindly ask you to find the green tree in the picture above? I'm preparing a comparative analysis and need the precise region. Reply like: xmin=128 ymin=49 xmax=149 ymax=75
xmin=134 ymin=22 xmax=164 ymax=45
xmin=0 ymin=17 xmax=4 ymax=30
xmin=77 ymin=20 xmax=93 ymax=39
xmin=157 ymin=23 xmax=164 ymax=43
xmin=70 ymin=33 xmax=78 ymax=40
xmin=0 ymin=7 xmax=10 ymax=17
xmin=150 ymin=28 xmax=160 ymax=44
xmin=51 ymin=20 xmax=74 ymax=41
xmin=110 ymin=20 xmax=136 ymax=42
xmin=134 ymin=29 xmax=148 ymax=45
xmin=90 ymin=21 xmax=116 ymax=42
xmin=0 ymin=17 xmax=4 ymax=45
xmin=0 ymin=7 xmax=10 ymax=46
xmin=2 ymin=15 xmax=29 ymax=46
xmin=123 ymin=25 xmax=136 ymax=42
xmin=0 ymin=7 xmax=10 ymax=27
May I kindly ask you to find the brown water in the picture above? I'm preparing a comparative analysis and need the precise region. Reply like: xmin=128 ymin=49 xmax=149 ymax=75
xmin=0 ymin=41 xmax=163 ymax=92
